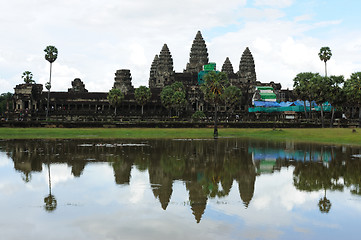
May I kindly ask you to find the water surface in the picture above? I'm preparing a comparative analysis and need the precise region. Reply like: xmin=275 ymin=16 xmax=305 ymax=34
xmin=1 ymin=138 xmax=361 ymax=240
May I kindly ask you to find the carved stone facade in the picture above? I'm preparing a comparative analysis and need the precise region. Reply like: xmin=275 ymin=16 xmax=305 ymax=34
xmin=185 ymin=31 xmax=209 ymax=73
xmin=238 ymin=47 xmax=257 ymax=84
xmin=149 ymin=44 xmax=174 ymax=88
xmin=148 ymin=55 xmax=159 ymax=88
xmin=68 ymin=78 xmax=87 ymax=93
xmin=113 ymin=69 xmax=134 ymax=94
xmin=13 ymin=83 xmax=43 ymax=111
xmin=9 ymin=31 xmax=289 ymax=121
xmin=221 ymin=57 xmax=234 ymax=76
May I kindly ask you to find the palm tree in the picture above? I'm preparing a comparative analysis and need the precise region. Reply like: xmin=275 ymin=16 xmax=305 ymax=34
xmin=22 ymin=71 xmax=35 ymax=84
xmin=200 ymin=71 xmax=229 ymax=138
xmin=318 ymin=47 xmax=332 ymax=77
xmin=44 ymin=45 xmax=58 ymax=120
xmin=107 ymin=88 xmax=124 ymax=117
xmin=160 ymin=82 xmax=187 ymax=117
xmin=222 ymin=85 xmax=242 ymax=118
xmin=134 ymin=86 xmax=152 ymax=115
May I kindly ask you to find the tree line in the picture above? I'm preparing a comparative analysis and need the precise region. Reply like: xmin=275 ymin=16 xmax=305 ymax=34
xmin=294 ymin=47 xmax=361 ymax=128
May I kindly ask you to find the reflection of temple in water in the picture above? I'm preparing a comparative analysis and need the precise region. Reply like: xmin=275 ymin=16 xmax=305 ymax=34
xmin=2 ymin=139 xmax=361 ymax=221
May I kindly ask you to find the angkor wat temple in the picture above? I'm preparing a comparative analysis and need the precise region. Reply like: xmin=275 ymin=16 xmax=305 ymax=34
xmin=10 ymin=31 xmax=290 ymax=122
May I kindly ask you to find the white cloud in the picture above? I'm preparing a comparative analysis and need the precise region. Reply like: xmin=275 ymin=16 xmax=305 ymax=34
xmin=0 ymin=0 xmax=359 ymax=94
xmin=254 ymin=0 xmax=294 ymax=8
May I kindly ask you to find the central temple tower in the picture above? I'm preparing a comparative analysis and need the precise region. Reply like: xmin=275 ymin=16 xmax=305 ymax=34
xmin=185 ymin=31 xmax=209 ymax=73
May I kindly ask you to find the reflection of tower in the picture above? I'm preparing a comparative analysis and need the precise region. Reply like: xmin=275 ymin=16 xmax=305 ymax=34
xmin=186 ymin=181 xmax=207 ymax=223
xmin=12 ymin=143 xmax=42 ymax=182
xmin=112 ymin=158 xmax=132 ymax=185
xmin=44 ymin=162 xmax=57 ymax=212
xmin=149 ymin=168 xmax=173 ymax=210
xmin=238 ymin=174 xmax=255 ymax=208
xmin=69 ymin=161 xmax=86 ymax=177
xmin=237 ymin=149 xmax=256 ymax=208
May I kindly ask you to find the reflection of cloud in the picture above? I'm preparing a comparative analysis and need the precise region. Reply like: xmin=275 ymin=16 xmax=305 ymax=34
xmin=210 ymin=167 xmax=322 ymax=236
xmin=129 ymin=167 xmax=148 ymax=204
xmin=240 ymin=226 xmax=283 ymax=240
xmin=0 ymin=152 xmax=11 ymax=167
xmin=253 ymin=167 xmax=320 ymax=211
xmin=72 ymin=208 xmax=234 ymax=240
xmin=46 ymin=164 xmax=74 ymax=187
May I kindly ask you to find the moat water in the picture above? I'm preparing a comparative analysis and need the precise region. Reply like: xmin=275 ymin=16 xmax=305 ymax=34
xmin=1 ymin=138 xmax=361 ymax=240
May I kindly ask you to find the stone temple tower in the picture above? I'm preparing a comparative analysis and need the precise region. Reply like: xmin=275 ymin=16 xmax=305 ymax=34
xmin=148 ymin=55 xmax=159 ymax=88
xmin=185 ymin=31 xmax=209 ymax=73
xmin=113 ymin=69 xmax=134 ymax=95
xmin=151 ymin=44 xmax=174 ymax=88
xmin=221 ymin=57 xmax=234 ymax=76
xmin=238 ymin=47 xmax=257 ymax=84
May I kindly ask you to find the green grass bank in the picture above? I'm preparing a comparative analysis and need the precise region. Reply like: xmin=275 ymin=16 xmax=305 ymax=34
xmin=0 ymin=128 xmax=360 ymax=145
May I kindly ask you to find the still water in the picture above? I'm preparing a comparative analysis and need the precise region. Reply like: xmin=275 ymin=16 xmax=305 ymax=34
xmin=1 ymin=138 xmax=361 ymax=240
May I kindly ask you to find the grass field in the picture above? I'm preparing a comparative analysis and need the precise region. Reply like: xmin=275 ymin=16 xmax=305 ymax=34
xmin=0 ymin=127 xmax=360 ymax=145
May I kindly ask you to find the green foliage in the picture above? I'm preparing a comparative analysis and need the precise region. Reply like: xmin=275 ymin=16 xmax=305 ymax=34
xmin=310 ymin=74 xmax=330 ymax=105
xmin=200 ymin=71 xmax=229 ymax=138
xmin=135 ymin=86 xmax=152 ymax=106
xmin=44 ymin=45 xmax=58 ymax=63
xmin=191 ymin=110 xmax=206 ymax=121
xmin=319 ymin=46 xmax=332 ymax=77
xmin=344 ymin=72 xmax=361 ymax=104
xmin=107 ymin=88 xmax=124 ymax=115
xmin=135 ymin=86 xmax=152 ymax=114
xmin=222 ymin=85 xmax=242 ymax=112
xmin=107 ymin=88 xmax=124 ymax=106
xmin=172 ymin=91 xmax=187 ymax=114
xmin=293 ymin=72 xmax=318 ymax=101
xmin=160 ymin=86 xmax=174 ymax=111
xmin=160 ymin=82 xmax=187 ymax=115
xmin=0 ymin=92 xmax=13 ymax=115
xmin=327 ymin=75 xmax=345 ymax=106
xmin=200 ymin=71 xmax=229 ymax=104
xmin=22 ymin=71 xmax=35 ymax=84
xmin=318 ymin=47 xmax=332 ymax=63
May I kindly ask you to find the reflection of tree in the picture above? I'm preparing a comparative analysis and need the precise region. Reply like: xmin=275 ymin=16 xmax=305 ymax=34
xmin=6 ymin=139 xmax=361 ymax=221
xmin=318 ymin=189 xmax=331 ymax=213
xmin=44 ymin=161 xmax=57 ymax=212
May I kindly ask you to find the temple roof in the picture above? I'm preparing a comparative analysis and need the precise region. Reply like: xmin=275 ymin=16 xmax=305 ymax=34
xmin=239 ymin=47 xmax=256 ymax=83
xmin=158 ymin=44 xmax=173 ymax=73
xmin=222 ymin=57 xmax=234 ymax=75
xmin=185 ymin=31 xmax=209 ymax=73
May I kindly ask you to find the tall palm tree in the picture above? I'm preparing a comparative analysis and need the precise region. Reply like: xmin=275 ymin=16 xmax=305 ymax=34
xmin=318 ymin=47 xmax=332 ymax=77
xmin=134 ymin=86 xmax=152 ymax=115
xmin=107 ymin=88 xmax=124 ymax=117
xmin=44 ymin=45 xmax=58 ymax=120
xmin=200 ymin=71 xmax=229 ymax=138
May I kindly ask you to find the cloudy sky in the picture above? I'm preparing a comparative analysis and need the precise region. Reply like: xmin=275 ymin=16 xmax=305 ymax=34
xmin=1 ymin=0 xmax=360 ymax=93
